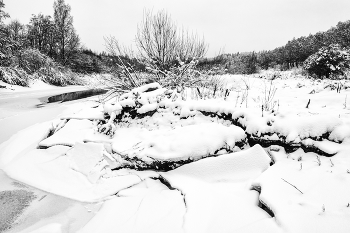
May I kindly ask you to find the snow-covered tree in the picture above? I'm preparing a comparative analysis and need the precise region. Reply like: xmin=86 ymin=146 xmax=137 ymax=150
xmin=27 ymin=14 xmax=57 ymax=58
xmin=303 ymin=44 xmax=350 ymax=79
xmin=0 ymin=0 xmax=11 ymax=65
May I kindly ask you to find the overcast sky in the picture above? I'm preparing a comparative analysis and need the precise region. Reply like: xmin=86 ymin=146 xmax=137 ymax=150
xmin=4 ymin=0 xmax=350 ymax=57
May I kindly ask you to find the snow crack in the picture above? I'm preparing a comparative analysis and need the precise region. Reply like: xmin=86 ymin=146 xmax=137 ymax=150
xmin=155 ymin=175 xmax=188 ymax=232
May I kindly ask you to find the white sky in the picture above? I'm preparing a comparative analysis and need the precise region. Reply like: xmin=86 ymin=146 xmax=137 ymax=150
xmin=4 ymin=0 xmax=350 ymax=57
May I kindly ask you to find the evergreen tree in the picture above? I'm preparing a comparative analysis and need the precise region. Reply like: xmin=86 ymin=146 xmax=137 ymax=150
xmin=303 ymin=44 xmax=350 ymax=79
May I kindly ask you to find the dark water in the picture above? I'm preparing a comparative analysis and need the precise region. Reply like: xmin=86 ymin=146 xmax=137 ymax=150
xmin=37 ymin=89 xmax=108 ymax=107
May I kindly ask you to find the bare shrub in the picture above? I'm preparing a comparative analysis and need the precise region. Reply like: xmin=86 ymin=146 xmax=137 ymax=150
xmin=102 ymin=10 xmax=209 ymax=98
xmin=98 ymin=10 xmax=210 ymax=100
xmin=261 ymin=80 xmax=278 ymax=111
xmin=16 ymin=48 xmax=50 ymax=74
xmin=103 ymin=36 xmax=146 ymax=97
xmin=136 ymin=10 xmax=207 ymax=72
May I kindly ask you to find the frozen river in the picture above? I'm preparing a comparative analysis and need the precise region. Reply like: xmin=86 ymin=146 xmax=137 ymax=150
xmin=0 ymin=85 xmax=100 ymax=144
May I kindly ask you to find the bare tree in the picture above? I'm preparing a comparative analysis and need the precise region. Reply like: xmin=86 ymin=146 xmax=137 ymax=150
xmin=27 ymin=14 xmax=57 ymax=57
xmin=8 ymin=20 xmax=25 ymax=43
xmin=53 ymin=0 xmax=79 ymax=65
xmin=136 ymin=10 xmax=208 ymax=71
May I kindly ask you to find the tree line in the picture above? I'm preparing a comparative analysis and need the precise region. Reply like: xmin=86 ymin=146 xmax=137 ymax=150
xmin=0 ymin=0 xmax=108 ymax=74
xmin=258 ymin=20 xmax=350 ymax=70
xmin=199 ymin=20 xmax=350 ymax=74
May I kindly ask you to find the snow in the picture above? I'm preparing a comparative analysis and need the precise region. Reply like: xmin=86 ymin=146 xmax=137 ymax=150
xmin=67 ymin=142 xmax=109 ymax=184
xmin=137 ymin=102 xmax=158 ymax=114
xmin=162 ymin=144 xmax=271 ymax=182
xmin=103 ymin=100 xmax=123 ymax=115
xmin=112 ymin=123 xmax=246 ymax=162
xmin=39 ymin=119 xmax=109 ymax=148
xmin=253 ymin=146 xmax=350 ymax=233
xmin=0 ymin=79 xmax=56 ymax=92
xmin=1 ymin=74 xmax=350 ymax=232
xmin=27 ymin=223 xmax=63 ymax=233
xmin=61 ymin=107 xmax=104 ymax=120
xmin=131 ymin=82 xmax=162 ymax=95
xmin=301 ymin=139 xmax=340 ymax=155
xmin=0 ymin=83 xmax=91 ymax=143
xmin=159 ymin=145 xmax=281 ymax=233
xmin=2 ymin=143 xmax=155 ymax=201
xmin=0 ymin=121 xmax=53 ymax=168
xmin=329 ymin=122 xmax=350 ymax=142
xmin=78 ymin=178 xmax=186 ymax=233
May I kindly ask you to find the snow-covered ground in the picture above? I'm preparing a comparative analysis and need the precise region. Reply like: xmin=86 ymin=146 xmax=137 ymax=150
xmin=0 ymin=80 xmax=89 ymax=144
xmin=1 ymin=74 xmax=350 ymax=233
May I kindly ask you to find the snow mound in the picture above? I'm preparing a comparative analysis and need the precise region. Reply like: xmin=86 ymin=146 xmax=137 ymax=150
xmin=301 ymin=139 xmax=340 ymax=155
xmin=113 ymin=123 xmax=246 ymax=163
xmin=272 ymin=115 xmax=341 ymax=142
xmin=159 ymin=145 xmax=280 ymax=233
xmin=163 ymin=144 xmax=271 ymax=182
xmin=329 ymin=123 xmax=350 ymax=142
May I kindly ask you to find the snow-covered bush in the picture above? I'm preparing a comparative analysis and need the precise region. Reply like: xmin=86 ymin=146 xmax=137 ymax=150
xmin=146 ymin=57 xmax=203 ymax=89
xmin=103 ymin=36 xmax=209 ymax=100
xmin=15 ymin=48 xmax=51 ymax=74
xmin=0 ymin=48 xmax=83 ymax=87
xmin=34 ymin=65 xmax=83 ymax=86
xmin=0 ymin=66 xmax=29 ymax=86
xmin=17 ymin=49 xmax=83 ymax=86
xmin=303 ymin=44 xmax=350 ymax=79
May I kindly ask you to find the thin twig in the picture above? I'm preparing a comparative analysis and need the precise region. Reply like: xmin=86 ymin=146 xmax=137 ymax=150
xmin=306 ymin=99 xmax=311 ymax=108
xmin=281 ymin=178 xmax=303 ymax=194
